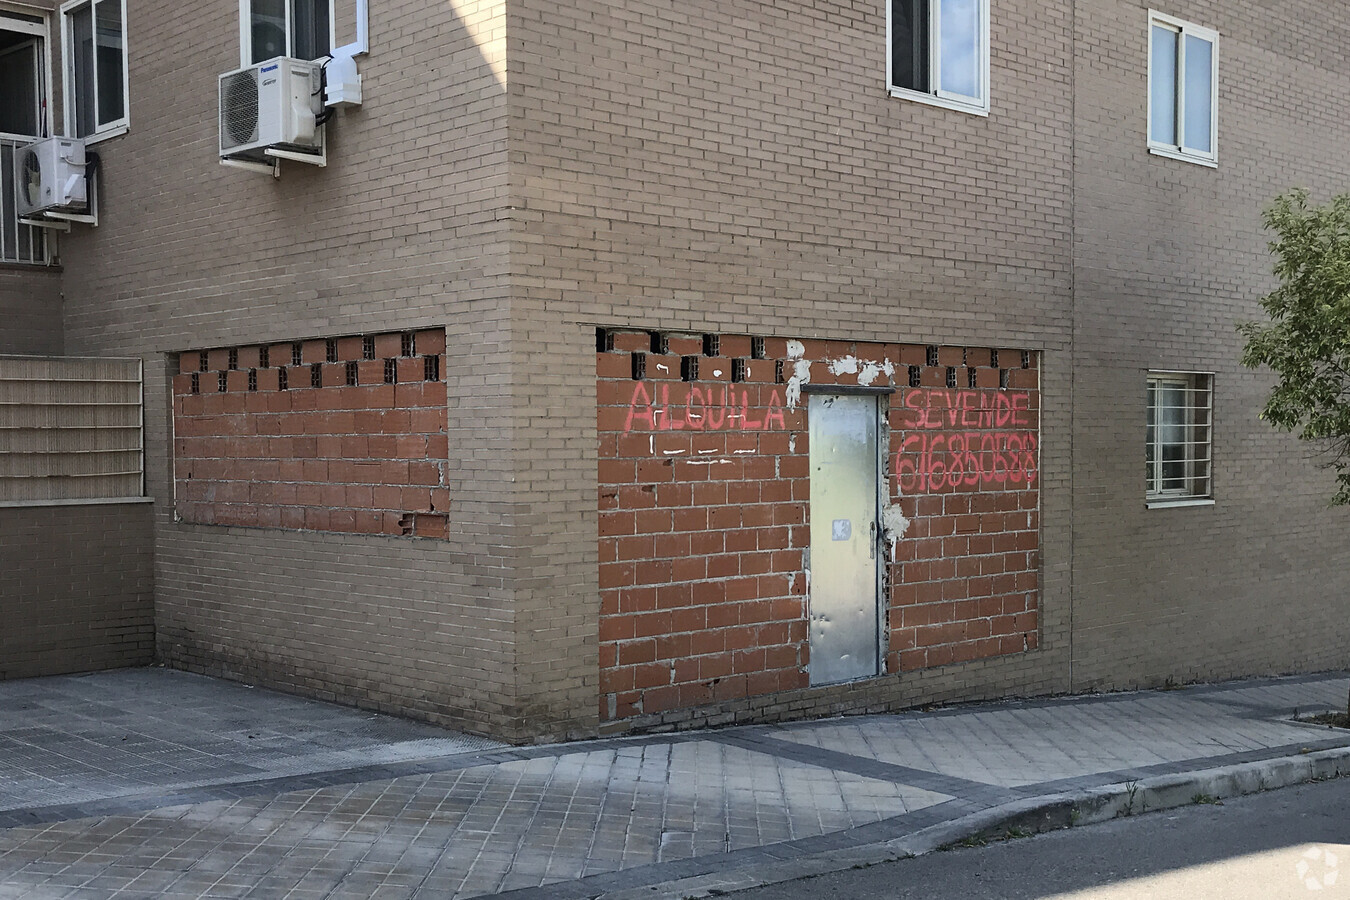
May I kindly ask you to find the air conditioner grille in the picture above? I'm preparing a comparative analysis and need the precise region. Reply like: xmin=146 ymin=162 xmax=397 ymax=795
xmin=221 ymin=69 xmax=261 ymax=150
xmin=19 ymin=149 xmax=42 ymax=209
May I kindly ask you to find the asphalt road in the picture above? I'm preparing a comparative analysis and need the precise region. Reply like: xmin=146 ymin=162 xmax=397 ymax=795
xmin=727 ymin=776 xmax=1350 ymax=899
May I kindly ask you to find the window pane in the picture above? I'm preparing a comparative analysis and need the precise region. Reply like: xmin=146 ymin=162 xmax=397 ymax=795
xmin=0 ymin=40 xmax=39 ymax=135
xmin=70 ymin=4 xmax=95 ymax=138
xmin=291 ymin=0 xmax=330 ymax=61
xmin=890 ymin=0 xmax=929 ymax=92
xmin=94 ymin=0 xmax=124 ymax=128
xmin=1150 ymin=25 xmax=1177 ymax=146
xmin=937 ymin=0 xmax=980 ymax=99
xmin=250 ymin=0 xmax=286 ymax=64
xmin=1182 ymin=34 xmax=1213 ymax=153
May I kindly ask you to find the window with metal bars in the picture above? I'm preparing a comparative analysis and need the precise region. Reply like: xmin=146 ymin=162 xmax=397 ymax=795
xmin=1146 ymin=372 xmax=1212 ymax=502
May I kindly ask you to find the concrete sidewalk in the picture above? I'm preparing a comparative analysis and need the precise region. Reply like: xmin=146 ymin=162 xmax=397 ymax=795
xmin=0 ymin=669 xmax=1347 ymax=899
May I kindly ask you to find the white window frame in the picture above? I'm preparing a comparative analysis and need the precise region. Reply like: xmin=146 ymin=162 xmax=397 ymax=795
xmin=1146 ymin=371 xmax=1214 ymax=508
xmin=1146 ymin=11 xmax=1218 ymax=167
xmin=238 ymin=0 xmax=337 ymax=66
xmin=886 ymin=0 xmax=991 ymax=116
xmin=59 ymin=0 xmax=129 ymax=144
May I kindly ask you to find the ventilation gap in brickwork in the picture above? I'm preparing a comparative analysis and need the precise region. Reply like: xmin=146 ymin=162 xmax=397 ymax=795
xmin=384 ymin=359 xmax=397 ymax=384
xmin=401 ymin=332 xmax=414 ymax=357
xmin=751 ymin=337 xmax=766 ymax=360
xmin=946 ymin=367 xmax=957 ymax=388
xmin=325 ymin=338 xmax=337 ymax=363
xmin=774 ymin=360 xmax=785 ymax=384
xmin=278 ymin=367 xmax=289 ymax=391
xmin=631 ymin=353 xmax=646 ymax=380
xmin=423 ymin=355 xmax=440 ymax=382
xmin=291 ymin=342 xmax=303 ymax=366
xmin=650 ymin=331 xmax=668 ymax=355
xmin=908 ymin=365 xmax=921 ymax=388
xmin=310 ymin=363 xmax=323 ymax=388
xmin=217 ymin=371 xmax=228 ymax=392
xmin=1022 ymin=350 xmax=1031 ymax=369
xmin=702 ymin=334 xmax=719 ymax=357
xmin=228 ymin=348 xmax=238 ymax=370
xmin=259 ymin=346 xmax=270 ymax=368
xmin=363 ymin=336 xmax=376 ymax=360
xmin=198 ymin=350 xmax=209 ymax=372
xmin=926 ymin=346 xmax=939 ymax=367
xmin=190 ymin=373 xmax=199 ymax=394
xmin=967 ymin=367 xmax=978 ymax=389
xmin=990 ymin=349 xmax=1000 ymax=368
xmin=248 ymin=369 xmax=258 ymax=391
xmin=596 ymin=328 xmax=612 ymax=353
xmin=681 ymin=356 xmax=699 ymax=382
xmin=999 ymin=368 xmax=1010 ymax=389
xmin=731 ymin=359 xmax=747 ymax=383
xmin=345 ymin=361 xmax=359 ymax=386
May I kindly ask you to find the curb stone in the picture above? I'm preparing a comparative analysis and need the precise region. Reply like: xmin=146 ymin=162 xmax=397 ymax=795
xmin=595 ymin=746 xmax=1350 ymax=900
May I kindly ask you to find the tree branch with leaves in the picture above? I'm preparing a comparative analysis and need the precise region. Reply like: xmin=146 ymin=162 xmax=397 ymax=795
xmin=1239 ymin=189 xmax=1350 ymax=506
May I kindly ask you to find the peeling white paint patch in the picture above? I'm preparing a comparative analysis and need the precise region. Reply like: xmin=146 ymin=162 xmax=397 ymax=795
xmin=858 ymin=359 xmax=896 ymax=386
xmin=713 ymin=369 xmax=723 ymax=378
xmin=663 ymin=449 xmax=686 ymax=456
xmin=788 ymin=434 xmax=797 ymax=454
xmin=656 ymin=363 xmax=670 ymax=373
xmin=785 ymin=358 xmax=812 ymax=410
xmin=787 ymin=572 xmax=796 ymax=592
xmin=881 ymin=504 xmax=911 ymax=559
xmin=828 ymin=356 xmax=860 ymax=376
xmin=697 ymin=448 xmax=718 ymax=455
xmin=684 ymin=459 xmax=735 ymax=467
xmin=786 ymin=340 xmax=806 ymax=359
xmin=733 ymin=448 xmax=754 ymax=455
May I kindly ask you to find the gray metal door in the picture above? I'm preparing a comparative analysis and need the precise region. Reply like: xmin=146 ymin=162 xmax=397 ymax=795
xmin=807 ymin=393 xmax=882 ymax=685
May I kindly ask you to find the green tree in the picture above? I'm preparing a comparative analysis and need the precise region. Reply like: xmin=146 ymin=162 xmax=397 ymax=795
xmin=1239 ymin=189 xmax=1350 ymax=505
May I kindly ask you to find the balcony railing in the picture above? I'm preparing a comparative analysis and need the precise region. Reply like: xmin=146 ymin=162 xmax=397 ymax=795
xmin=0 ymin=135 xmax=49 ymax=266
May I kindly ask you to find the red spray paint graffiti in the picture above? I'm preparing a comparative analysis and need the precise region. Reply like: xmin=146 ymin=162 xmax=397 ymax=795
xmin=624 ymin=382 xmax=787 ymax=433
xmin=895 ymin=389 xmax=1038 ymax=491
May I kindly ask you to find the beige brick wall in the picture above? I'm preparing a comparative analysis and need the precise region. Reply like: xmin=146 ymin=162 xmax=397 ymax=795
xmin=45 ymin=0 xmax=524 ymax=737
xmin=0 ymin=268 xmax=62 ymax=355
xmin=2 ymin=0 xmax=1347 ymax=740
xmin=0 ymin=502 xmax=154 ymax=678
xmin=1070 ymin=0 xmax=1350 ymax=689
xmin=506 ymin=0 xmax=1077 ymax=736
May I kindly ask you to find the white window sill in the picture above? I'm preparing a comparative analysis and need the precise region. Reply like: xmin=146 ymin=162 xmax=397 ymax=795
xmin=1146 ymin=497 xmax=1215 ymax=510
xmin=888 ymin=86 xmax=990 ymax=117
xmin=1147 ymin=144 xmax=1217 ymax=168
xmin=0 ymin=496 xmax=152 ymax=509
xmin=83 ymin=123 xmax=129 ymax=146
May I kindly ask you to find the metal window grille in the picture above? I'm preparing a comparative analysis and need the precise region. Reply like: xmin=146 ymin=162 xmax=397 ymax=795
xmin=400 ymin=333 xmax=414 ymax=357
xmin=345 ymin=361 xmax=359 ymax=386
xmin=259 ymin=346 xmax=270 ymax=368
xmin=278 ymin=367 xmax=289 ymax=391
xmin=227 ymin=348 xmax=238 ymax=370
xmin=384 ymin=359 xmax=397 ymax=384
xmin=325 ymin=339 xmax=337 ymax=363
xmin=310 ymin=363 xmax=323 ymax=388
xmin=423 ymin=355 xmax=439 ymax=382
xmin=926 ymin=346 xmax=939 ymax=367
xmin=0 ymin=356 xmax=144 ymax=502
xmin=362 ymin=336 xmax=376 ymax=360
xmin=1146 ymin=372 xmax=1212 ymax=500
xmin=0 ymin=139 xmax=49 ymax=265
xmin=291 ymin=342 xmax=303 ymax=366
xmin=217 ymin=371 xmax=228 ymax=392
xmin=751 ymin=337 xmax=766 ymax=360
xmin=247 ymin=369 xmax=258 ymax=391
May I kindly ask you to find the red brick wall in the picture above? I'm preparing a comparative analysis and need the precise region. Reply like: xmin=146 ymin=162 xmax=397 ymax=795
xmin=598 ymin=330 xmax=1040 ymax=721
xmin=172 ymin=328 xmax=450 ymax=538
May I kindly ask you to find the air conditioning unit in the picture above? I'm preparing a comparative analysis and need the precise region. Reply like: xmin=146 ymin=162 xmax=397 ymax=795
xmin=16 ymin=137 xmax=88 ymax=217
xmin=219 ymin=56 xmax=324 ymax=161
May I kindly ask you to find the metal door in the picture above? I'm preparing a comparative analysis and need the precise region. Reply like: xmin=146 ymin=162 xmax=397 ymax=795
xmin=807 ymin=393 xmax=882 ymax=685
